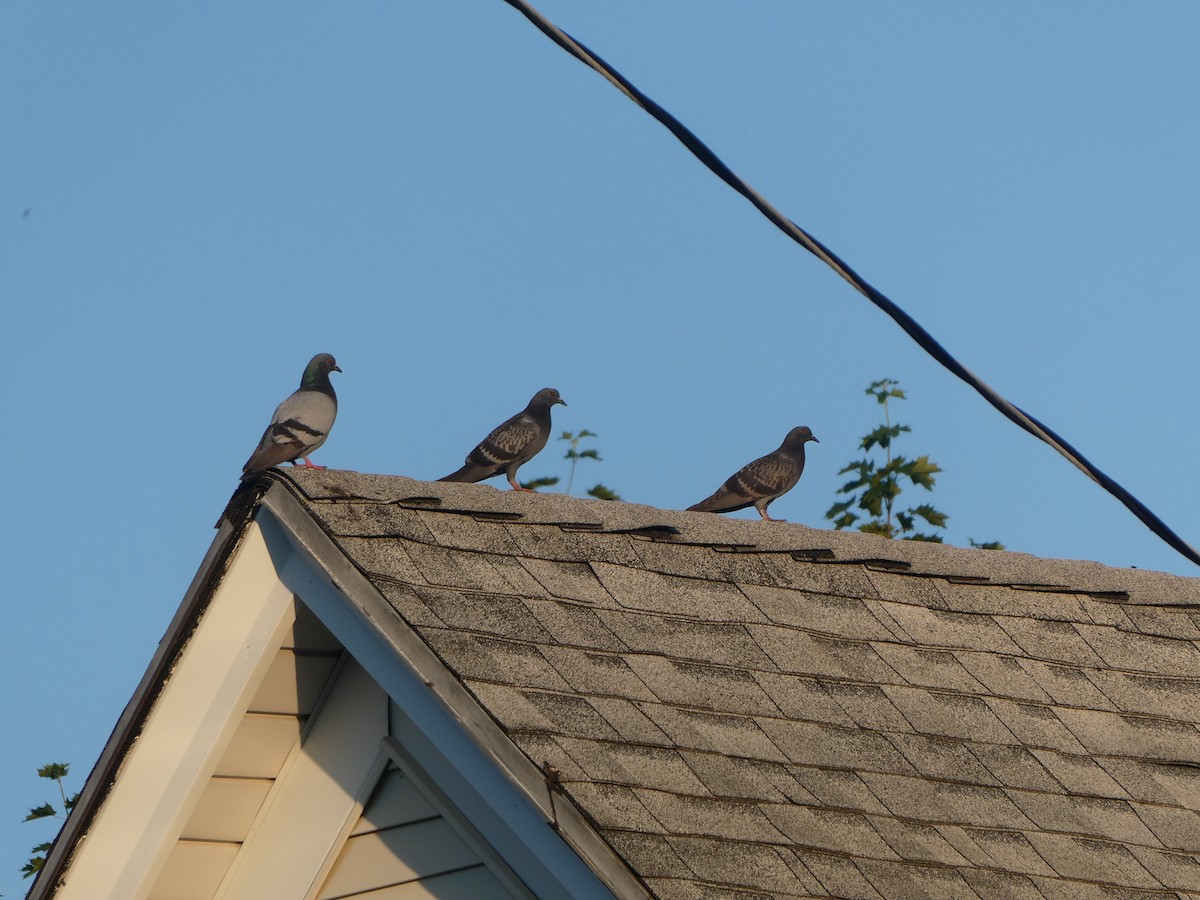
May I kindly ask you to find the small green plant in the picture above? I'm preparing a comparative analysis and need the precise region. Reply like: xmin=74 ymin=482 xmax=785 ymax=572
xmin=520 ymin=474 xmax=561 ymax=491
xmin=826 ymin=379 xmax=947 ymax=541
xmin=560 ymin=429 xmax=600 ymax=496
xmin=826 ymin=379 xmax=1003 ymax=548
xmin=522 ymin=430 xmax=621 ymax=500
xmin=22 ymin=762 xmax=78 ymax=880
xmin=970 ymin=538 xmax=1006 ymax=551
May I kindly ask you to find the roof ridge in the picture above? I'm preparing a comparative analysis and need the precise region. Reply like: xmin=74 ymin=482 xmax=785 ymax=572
xmin=264 ymin=468 xmax=1200 ymax=607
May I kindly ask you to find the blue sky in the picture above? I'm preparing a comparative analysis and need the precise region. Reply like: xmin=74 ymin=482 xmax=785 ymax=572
xmin=3 ymin=2 xmax=1198 ymax=892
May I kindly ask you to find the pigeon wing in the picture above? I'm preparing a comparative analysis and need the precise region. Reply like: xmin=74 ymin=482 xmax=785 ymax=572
xmin=242 ymin=391 xmax=336 ymax=479
xmin=688 ymin=451 xmax=800 ymax=514
xmin=471 ymin=414 xmax=541 ymax=468
xmin=441 ymin=413 xmax=541 ymax=482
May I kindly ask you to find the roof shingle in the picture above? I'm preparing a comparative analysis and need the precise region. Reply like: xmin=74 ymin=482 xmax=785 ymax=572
xmin=273 ymin=470 xmax=1200 ymax=898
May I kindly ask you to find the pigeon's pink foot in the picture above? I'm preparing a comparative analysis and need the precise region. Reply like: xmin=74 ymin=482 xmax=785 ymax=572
xmin=298 ymin=458 xmax=327 ymax=470
xmin=509 ymin=481 xmax=536 ymax=493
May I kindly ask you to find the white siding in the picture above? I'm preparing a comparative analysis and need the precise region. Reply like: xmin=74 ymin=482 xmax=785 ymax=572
xmin=324 ymin=866 xmax=508 ymax=899
xmin=151 ymin=841 xmax=240 ymax=900
xmin=181 ymin=778 xmax=273 ymax=842
xmin=350 ymin=768 xmax=438 ymax=836
xmin=148 ymin=600 xmax=345 ymax=900
xmin=250 ymin=648 xmax=340 ymax=715
xmin=213 ymin=712 xmax=304 ymax=777
xmin=316 ymin=767 xmax=519 ymax=900
xmin=49 ymin=521 xmax=298 ymax=900
xmin=142 ymin=592 xmax=533 ymax=899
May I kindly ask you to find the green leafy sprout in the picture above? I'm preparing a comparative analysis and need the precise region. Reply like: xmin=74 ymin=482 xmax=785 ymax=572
xmin=826 ymin=378 xmax=1002 ymax=548
xmin=22 ymin=762 xmax=78 ymax=880
xmin=522 ymin=429 xmax=621 ymax=500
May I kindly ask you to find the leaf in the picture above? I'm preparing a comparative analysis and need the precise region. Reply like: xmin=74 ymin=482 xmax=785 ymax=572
xmin=866 ymin=378 xmax=900 ymax=401
xmin=860 ymin=425 xmax=907 ymax=452
xmin=25 ymin=804 xmax=56 ymax=822
xmin=905 ymin=456 xmax=942 ymax=490
xmin=22 ymin=857 xmax=46 ymax=878
xmin=830 ymin=512 xmax=859 ymax=530
xmin=65 ymin=793 xmax=80 ymax=812
xmin=859 ymin=493 xmax=884 ymax=518
xmin=905 ymin=532 xmax=945 ymax=543
xmin=587 ymin=484 xmax=620 ymax=501
xmin=860 ymin=521 xmax=893 ymax=538
xmin=836 ymin=476 xmax=869 ymax=496
xmin=578 ymin=449 xmax=601 ymax=460
xmin=836 ymin=458 xmax=872 ymax=476
xmin=37 ymin=763 xmax=69 ymax=781
xmin=824 ymin=500 xmax=854 ymax=519
xmin=520 ymin=476 xmax=560 ymax=490
xmin=577 ymin=429 xmax=596 ymax=438
xmin=970 ymin=539 xmax=1006 ymax=550
xmin=909 ymin=503 xmax=948 ymax=528
xmin=878 ymin=477 xmax=903 ymax=502
xmin=557 ymin=431 xmax=573 ymax=441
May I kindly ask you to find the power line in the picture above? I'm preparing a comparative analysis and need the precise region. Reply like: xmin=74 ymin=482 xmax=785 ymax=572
xmin=501 ymin=0 xmax=1200 ymax=569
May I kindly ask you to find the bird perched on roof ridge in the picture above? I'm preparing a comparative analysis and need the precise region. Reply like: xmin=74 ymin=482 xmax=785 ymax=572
xmin=439 ymin=388 xmax=566 ymax=491
xmin=687 ymin=426 xmax=818 ymax=521
xmin=241 ymin=353 xmax=341 ymax=482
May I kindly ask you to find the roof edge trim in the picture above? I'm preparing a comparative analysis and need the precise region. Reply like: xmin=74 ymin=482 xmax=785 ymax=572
xmin=28 ymin=481 xmax=270 ymax=898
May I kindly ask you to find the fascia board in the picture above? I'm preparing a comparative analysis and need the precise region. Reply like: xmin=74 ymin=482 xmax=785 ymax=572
xmin=256 ymin=483 xmax=651 ymax=900
xmin=27 ymin=503 xmax=258 ymax=900
xmin=42 ymin=519 xmax=297 ymax=900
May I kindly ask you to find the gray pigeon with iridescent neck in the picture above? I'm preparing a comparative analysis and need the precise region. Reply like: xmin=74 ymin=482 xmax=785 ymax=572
xmin=688 ymin=426 xmax=818 ymax=521
xmin=439 ymin=388 xmax=566 ymax=491
xmin=241 ymin=354 xmax=341 ymax=481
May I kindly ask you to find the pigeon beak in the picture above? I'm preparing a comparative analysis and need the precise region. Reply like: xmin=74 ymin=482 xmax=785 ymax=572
xmin=811 ymin=436 xmax=819 ymax=443
xmin=557 ymin=398 xmax=568 ymax=407
xmin=334 ymin=365 xmax=343 ymax=373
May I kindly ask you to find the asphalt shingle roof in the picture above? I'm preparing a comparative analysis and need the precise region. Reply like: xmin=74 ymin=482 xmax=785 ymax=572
xmin=275 ymin=469 xmax=1200 ymax=899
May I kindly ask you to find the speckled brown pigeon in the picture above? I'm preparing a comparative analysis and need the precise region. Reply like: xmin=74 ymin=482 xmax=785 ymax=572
xmin=439 ymin=388 xmax=567 ymax=491
xmin=688 ymin=426 xmax=818 ymax=520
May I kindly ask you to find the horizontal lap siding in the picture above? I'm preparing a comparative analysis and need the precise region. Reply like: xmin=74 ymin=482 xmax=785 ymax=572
xmin=150 ymin=602 xmax=345 ymax=900
xmin=317 ymin=768 xmax=518 ymax=900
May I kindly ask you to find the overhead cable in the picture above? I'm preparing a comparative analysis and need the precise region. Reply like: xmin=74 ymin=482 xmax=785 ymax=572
xmin=501 ymin=0 xmax=1200 ymax=569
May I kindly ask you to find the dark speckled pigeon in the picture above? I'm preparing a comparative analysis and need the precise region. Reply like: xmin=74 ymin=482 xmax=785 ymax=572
xmin=439 ymin=388 xmax=566 ymax=491
xmin=688 ymin=426 xmax=818 ymax=521
xmin=241 ymin=354 xmax=341 ymax=481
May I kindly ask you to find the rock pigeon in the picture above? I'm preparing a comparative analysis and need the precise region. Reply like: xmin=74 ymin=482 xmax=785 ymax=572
xmin=439 ymin=388 xmax=566 ymax=491
xmin=688 ymin=426 xmax=818 ymax=521
xmin=241 ymin=354 xmax=341 ymax=481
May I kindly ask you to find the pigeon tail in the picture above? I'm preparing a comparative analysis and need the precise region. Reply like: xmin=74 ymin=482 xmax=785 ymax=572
xmin=438 ymin=465 xmax=487 ymax=483
xmin=687 ymin=492 xmax=756 ymax=516
xmin=242 ymin=440 xmax=305 ymax=482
